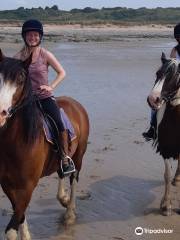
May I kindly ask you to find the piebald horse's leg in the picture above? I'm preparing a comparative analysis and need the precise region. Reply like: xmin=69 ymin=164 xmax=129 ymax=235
xmin=64 ymin=173 xmax=77 ymax=225
xmin=19 ymin=218 xmax=31 ymax=240
xmin=160 ymin=159 xmax=172 ymax=216
xmin=172 ymin=155 xmax=180 ymax=186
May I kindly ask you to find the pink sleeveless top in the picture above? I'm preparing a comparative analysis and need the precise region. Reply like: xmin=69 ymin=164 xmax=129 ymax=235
xmin=28 ymin=48 xmax=52 ymax=99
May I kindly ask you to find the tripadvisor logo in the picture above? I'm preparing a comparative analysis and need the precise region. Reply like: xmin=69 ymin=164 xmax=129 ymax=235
xmin=135 ymin=227 xmax=143 ymax=236
xmin=135 ymin=226 xmax=173 ymax=235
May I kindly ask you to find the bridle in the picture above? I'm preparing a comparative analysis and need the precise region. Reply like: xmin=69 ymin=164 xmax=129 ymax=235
xmin=161 ymin=71 xmax=180 ymax=103
xmin=7 ymin=94 xmax=37 ymax=118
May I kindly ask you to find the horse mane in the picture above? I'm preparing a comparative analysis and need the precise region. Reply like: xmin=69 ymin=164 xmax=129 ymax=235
xmin=162 ymin=58 xmax=179 ymax=76
xmin=21 ymin=74 xmax=41 ymax=145
xmin=1 ymin=57 xmax=41 ymax=144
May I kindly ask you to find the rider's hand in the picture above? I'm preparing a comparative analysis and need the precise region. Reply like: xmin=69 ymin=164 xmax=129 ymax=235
xmin=148 ymin=93 xmax=161 ymax=110
xmin=39 ymin=85 xmax=53 ymax=93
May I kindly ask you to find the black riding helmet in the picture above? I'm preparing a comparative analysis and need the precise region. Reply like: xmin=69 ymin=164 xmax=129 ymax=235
xmin=22 ymin=19 xmax=43 ymax=45
xmin=174 ymin=23 xmax=180 ymax=40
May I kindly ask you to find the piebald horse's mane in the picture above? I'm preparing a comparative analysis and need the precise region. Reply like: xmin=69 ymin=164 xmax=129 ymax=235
xmin=156 ymin=58 xmax=179 ymax=83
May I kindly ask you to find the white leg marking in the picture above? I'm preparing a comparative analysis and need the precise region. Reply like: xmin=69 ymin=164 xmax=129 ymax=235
xmin=6 ymin=229 xmax=18 ymax=240
xmin=19 ymin=218 xmax=31 ymax=240
xmin=64 ymin=177 xmax=76 ymax=225
xmin=57 ymin=178 xmax=69 ymax=207
xmin=57 ymin=178 xmax=66 ymax=199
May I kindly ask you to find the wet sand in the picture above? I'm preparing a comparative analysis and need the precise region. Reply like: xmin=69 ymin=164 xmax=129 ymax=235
xmin=0 ymin=35 xmax=180 ymax=240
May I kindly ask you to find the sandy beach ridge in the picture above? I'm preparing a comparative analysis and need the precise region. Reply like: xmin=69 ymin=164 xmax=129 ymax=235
xmin=0 ymin=23 xmax=174 ymax=43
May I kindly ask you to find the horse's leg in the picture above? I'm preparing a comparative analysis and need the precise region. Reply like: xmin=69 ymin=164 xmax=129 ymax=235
xmin=57 ymin=177 xmax=69 ymax=208
xmin=64 ymin=172 xmax=78 ymax=225
xmin=2 ymin=185 xmax=33 ymax=240
xmin=19 ymin=218 xmax=31 ymax=240
xmin=160 ymin=159 xmax=172 ymax=216
xmin=56 ymin=138 xmax=80 ymax=208
xmin=172 ymin=156 xmax=180 ymax=186
xmin=63 ymin=141 xmax=87 ymax=225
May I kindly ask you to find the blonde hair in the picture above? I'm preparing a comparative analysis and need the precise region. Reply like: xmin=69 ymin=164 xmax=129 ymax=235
xmin=18 ymin=46 xmax=33 ymax=61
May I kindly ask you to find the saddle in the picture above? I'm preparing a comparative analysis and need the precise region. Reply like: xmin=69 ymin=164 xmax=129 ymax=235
xmin=42 ymin=108 xmax=76 ymax=150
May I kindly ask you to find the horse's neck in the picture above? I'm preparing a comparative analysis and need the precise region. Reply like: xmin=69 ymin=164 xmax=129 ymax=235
xmin=170 ymin=88 xmax=180 ymax=107
xmin=0 ymin=114 xmax=22 ymax=142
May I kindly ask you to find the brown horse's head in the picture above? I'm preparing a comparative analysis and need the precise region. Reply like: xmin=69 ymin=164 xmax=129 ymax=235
xmin=0 ymin=49 xmax=32 ymax=127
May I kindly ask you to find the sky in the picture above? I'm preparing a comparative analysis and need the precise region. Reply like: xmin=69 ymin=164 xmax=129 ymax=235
xmin=0 ymin=0 xmax=179 ymax=11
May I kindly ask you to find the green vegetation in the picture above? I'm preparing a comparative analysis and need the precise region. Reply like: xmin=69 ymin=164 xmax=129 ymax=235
xmin=0 ymin=6 xmax=180 ymax=25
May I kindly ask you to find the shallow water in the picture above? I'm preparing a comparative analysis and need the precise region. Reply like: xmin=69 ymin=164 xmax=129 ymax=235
xmin=0 ymin=39 xmax=180 ymax=240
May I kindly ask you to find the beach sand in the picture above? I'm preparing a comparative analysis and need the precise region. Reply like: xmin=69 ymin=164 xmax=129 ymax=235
xmin=0 ymin=23 xmax=174 ymax=43
xmin=0 ymin=29 xmax=180 ymax=240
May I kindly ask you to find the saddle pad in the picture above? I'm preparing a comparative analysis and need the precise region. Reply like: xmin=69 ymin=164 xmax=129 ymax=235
xmin=43 ymin=108 xmax=76 ymax=144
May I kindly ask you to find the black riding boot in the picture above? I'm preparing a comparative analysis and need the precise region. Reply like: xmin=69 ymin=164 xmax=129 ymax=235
xmin=61 ymin=130 xmax=75 ymax=175
xmin=142 ymin=110 xmax=157 ymax=141
xmin=142 ymin=125 xmax=156 ymax=140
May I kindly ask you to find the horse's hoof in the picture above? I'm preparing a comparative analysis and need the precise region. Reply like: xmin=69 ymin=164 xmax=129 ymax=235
xmin=161 ymin=207 xmax=172 ymax=216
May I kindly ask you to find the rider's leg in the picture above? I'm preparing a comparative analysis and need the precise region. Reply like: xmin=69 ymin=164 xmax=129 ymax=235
xmin=142 ymin=109 xmax=157 ymax=140
xmin=39 ymin=97 xmax=75 ymax=175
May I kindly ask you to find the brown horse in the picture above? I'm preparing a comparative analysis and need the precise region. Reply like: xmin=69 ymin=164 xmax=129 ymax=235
xmin=148 ymin=53 xmax=180 ymax=216
xmin=0 ymin=49 xmax=89 ymax=239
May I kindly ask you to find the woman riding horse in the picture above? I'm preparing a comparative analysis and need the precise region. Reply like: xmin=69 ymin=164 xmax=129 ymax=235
xmin=0 ymin=50 xmax=89 ymax=239
xmin=15 ymin=19 xmax=75 ymax=175
xmin=142 ymin=22 xmax=180 ymax=140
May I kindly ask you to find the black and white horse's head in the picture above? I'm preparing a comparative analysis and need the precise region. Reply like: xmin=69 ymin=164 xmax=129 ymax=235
xmin=0 ymin=49 xmax=32 ymax=127
xmin=148 ymin=53 xmax=180 ymax=110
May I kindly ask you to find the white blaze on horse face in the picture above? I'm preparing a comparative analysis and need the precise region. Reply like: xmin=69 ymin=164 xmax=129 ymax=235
xmin=148 ymin=78 xmax=165 ymax=109
xmin=0 ymin=73 xmax=17 ymax=125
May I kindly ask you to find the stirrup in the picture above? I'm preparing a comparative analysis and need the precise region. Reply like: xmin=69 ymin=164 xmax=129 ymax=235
xmin=61 ymin=156 xmax=76 ymax=175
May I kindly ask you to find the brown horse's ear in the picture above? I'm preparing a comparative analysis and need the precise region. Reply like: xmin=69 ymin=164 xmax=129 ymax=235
xmin=23 ymin=53 xmax=32 ymax=69
xmin=161 ymin=52 xmax=166 ymax=64
xmin=0 ymin=49 xmax=5 ymax=62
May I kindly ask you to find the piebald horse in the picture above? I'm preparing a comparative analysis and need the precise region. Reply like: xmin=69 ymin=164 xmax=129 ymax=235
xmin=148 ymin=52 xmax=180 ymax=216
xmin=0 ymin=49 xmax=89 ymax=239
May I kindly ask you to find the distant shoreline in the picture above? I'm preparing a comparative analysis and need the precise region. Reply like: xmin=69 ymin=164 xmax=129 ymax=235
xmin=0 ymin=23 xmax=174 ymax=43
